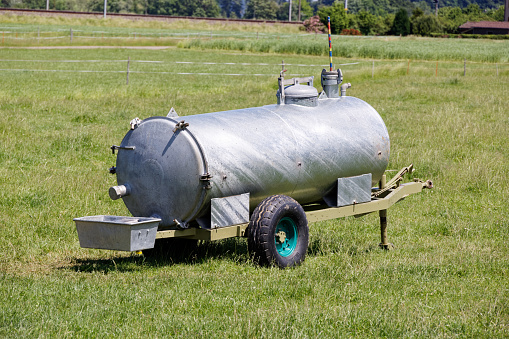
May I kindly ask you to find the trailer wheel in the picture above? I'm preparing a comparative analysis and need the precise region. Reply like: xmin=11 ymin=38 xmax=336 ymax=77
xmin=143 ymin=238 xmax=198 ymax=260
xmin=248 ymin=195 xmax=309 ymax=268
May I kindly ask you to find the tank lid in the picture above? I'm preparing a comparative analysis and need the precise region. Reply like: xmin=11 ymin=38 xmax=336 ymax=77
xmin=277 ymin=84 xmax=318 ymax=107
xmin=284 ymin=84 xmax=318 ymax=98
xmin=115 ymin=117 xmax=208 ymax=227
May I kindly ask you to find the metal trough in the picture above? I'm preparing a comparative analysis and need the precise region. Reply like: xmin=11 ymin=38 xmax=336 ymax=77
xmin=74 ymin=215 xmax=161 ymax=251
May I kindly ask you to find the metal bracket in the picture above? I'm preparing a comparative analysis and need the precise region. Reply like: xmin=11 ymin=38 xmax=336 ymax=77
xmin=130 ymin=117 xmax=141 ymax=130
xmin=200 ymin=173 xmax=213 ymax=190
xmin=209 ymin=193 xmax=250 ymax=229
xmin=111 ymin=145 xmax=135 ymax=155
xmin=199 ymin=173 xmax=213 ymax=181
xmin=173 ymin=120 xmax=189 ymax=133
xmin=167 ymin=107 xmax=179 ymax=118
xmin=372 ymin=164 xmax=415 ymax=197
xmin=173 ymin=219 xmax=188 ymax=229
xmin=414 ymin=178 xmax=433 ymax=189
xmin=278 ymin=72 xmax=286 ymax=105
xmin=283 ymin=76 xmax=314 ymax=87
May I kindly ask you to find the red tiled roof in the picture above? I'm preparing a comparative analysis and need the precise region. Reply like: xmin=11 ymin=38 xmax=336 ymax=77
xmin=459 ymin=21 xmax=509 ymax=29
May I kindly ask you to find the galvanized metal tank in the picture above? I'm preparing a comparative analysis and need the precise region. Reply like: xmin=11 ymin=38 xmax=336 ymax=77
xmin=111 ymin=71 xmax=390 ymax=228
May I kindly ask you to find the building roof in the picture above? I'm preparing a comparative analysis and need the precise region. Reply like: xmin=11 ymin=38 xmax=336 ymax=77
xmin=459 ymin=21 xmax=509 ymax=29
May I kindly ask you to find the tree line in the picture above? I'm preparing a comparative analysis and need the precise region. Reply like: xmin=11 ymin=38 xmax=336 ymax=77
xmin=315 ymin=1 xmax=505 ymax=36
xmin=0 ymin=0 xmax=314 ymax=20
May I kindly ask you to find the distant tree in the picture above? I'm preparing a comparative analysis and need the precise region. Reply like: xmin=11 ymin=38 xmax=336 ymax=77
xmin=348 ymin=0 xmax=388 ymax=15
xmin=146 ymin=0 xmax=179 ymax=15
xmin=193 ymin=0 xmax=221 ymax=17
xmin=412 ymin=14 xmax=442 ymax=35
xmin=487 ymin=5 xmax=504 ymax=21
xmin=463 ymin=3 xmax=483 ymax=19
xmin=12 ymin=0 xmax=44 ymax=9
xmin=130 ymin=0 xmax=144 ymax=14
xmin=218 ymin=0 xmax=244 ymax=18
xmin=317 ymin=1 xmax=351 ymax=34
xmin=440 ymin=5 xmax=464 ymax=20
xmin=299 ymin=0 xmax=314 ymax=20
xmin=391 ymin=8 xmax=411 ymax=35
xmin=245 ymin=0 xmax=279 ymax=20
xmin=410 ymin=7 xmax=423 ymax=32
xmin=146 ymin=0 xmax=220 ymax=17
xmin=348 ymin=0 xmax=418 ymax=16
xmin=356 ymin=13 xmax=394 ymax=35
xmin=354 ymin=10 xmax=378 ymax=35
xmin=438 ymin=6 xmax=466 ymax=33
xmin=193 ymin=7 xmax=206 ymax=17
xmin=413 ymin=1 xmax=432 ymax=15
xmin=411 ymin=7 xmax=424 ymax=20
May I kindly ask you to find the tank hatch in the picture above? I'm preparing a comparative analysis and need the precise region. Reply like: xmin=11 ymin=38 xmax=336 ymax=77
xmin=283 ymin=85 xmax=318 ymax=107
xmin=277 ymin=74 xmax=318 ymax=107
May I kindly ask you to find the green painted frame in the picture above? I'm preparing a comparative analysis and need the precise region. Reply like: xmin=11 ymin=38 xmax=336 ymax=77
xmin=155 ymin=180 xmax=428 ymax=242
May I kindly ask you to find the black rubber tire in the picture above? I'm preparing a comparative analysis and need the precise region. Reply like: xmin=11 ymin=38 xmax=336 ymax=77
xmin=143 ymin=238 xmax=198 ymax=260
xmin=247 ymin=195 xmax=309 ymax=268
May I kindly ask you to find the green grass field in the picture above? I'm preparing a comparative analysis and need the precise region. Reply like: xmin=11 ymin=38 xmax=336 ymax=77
xmin=3 ymin=12 xmax=509 ymax=64
xmin=1 ymin=15 xmax=508 ymax=338
xmin=0 ymin=13 xmax=302 ymax=48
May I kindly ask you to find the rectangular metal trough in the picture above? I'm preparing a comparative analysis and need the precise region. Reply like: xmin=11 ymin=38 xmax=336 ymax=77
xmin=74 ymin=215 xmax=161 ymax=252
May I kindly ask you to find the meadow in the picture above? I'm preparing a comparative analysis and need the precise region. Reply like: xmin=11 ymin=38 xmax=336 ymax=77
xmin=3 ymin=12 xmax=509 ymax=64
xmin=0 ymin=13 xmax=301 ymax=48
xmin=1 ymin=15 xmax=509 ymax=337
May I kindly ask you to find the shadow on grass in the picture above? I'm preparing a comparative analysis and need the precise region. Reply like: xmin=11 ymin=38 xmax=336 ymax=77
xmin=307 ymin=237 xmax=379 ymax=257
xmin=65 ymin=237 xmax=380 ymax=273
xmin=65 ymin=238 xmax=251 ymax=274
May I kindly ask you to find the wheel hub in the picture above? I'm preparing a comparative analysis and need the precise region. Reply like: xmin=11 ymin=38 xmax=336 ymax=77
xmin=274 ymin=217 xmax=298 ymax=257
xmin=276 ymin=231 xmax=287 ymax=243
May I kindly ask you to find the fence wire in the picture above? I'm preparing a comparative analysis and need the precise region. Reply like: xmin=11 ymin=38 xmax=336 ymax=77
xmin=0 ymin=57 xmax=506 ymax=79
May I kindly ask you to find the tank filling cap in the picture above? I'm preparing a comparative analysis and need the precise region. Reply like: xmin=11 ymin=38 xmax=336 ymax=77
xmin=321 ymin=69 xmax=343 ymax=98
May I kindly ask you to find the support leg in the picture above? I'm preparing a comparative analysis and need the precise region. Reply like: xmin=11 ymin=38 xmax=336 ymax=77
xmin=379 ymin=209 xmax=393 ymax=250
xmin=378 ymin=174 xmax=394 ymax=250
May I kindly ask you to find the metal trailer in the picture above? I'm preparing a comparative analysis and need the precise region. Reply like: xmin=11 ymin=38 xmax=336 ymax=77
xmin=74 ymin=68 xmax=432 ymax=268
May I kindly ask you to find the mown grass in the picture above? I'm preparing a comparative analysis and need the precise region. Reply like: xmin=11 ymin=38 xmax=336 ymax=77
xmin=0 ymin=45 xmax=508 ymax=337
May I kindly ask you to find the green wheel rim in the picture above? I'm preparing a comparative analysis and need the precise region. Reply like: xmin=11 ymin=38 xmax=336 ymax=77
xmin=274 ymin=217 xmax=298 ymax=257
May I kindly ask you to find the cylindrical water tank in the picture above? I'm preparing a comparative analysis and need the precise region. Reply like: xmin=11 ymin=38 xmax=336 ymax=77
xmin=114 ymin=95 xmax=390 ymax=227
